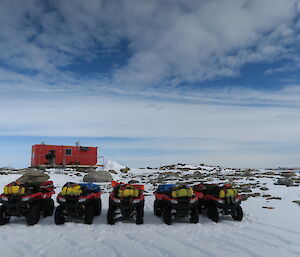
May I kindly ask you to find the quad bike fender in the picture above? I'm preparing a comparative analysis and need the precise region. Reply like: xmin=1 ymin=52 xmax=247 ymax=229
xmin=194 ymin=191 xmax=204 ymax=199
xmin=79 ymin=192 xmax=101 ymax=201
xmin=41 ymin=191 xmax=55 ymax=199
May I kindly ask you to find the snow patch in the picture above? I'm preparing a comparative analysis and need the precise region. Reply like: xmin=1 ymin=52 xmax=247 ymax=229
xmin=104 ymin=160 xmax=126 ymax=171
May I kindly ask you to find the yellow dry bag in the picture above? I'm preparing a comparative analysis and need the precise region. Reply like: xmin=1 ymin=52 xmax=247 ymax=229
xmin=219 ymin=188 xmax=237 ymax=198
xmin=117 ymin=187 xmax=140 ymax=198
xmin=61 ymin=184 xmax=82 ymax=196
xmin=4 ymin=185 xmax=25 ymax=195
xmin=171 ymin=186 xmax=193 ymax=198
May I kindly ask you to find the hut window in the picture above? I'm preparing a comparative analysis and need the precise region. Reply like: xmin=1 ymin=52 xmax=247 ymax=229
xmin=65 ymin=149 xmax=72 ymax=155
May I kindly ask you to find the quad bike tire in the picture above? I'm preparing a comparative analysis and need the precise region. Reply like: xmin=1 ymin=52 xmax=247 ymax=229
xmin=43 ymin=199 xmax=54 ymax=217
xmin=54 ymin=206 xmax=65 ymax=225
xmin=154 ymin=200 xmax=163 ymax=216
xmin=231 ymin=205 xmax=243 ymax=221
xmin=84 ymin=204 xmax=94 ymax=225
xmin=0 ymin=206 xmax=10 ymax=225
xmin=107 ymin=204 xmax=116 ymax=225
xmin=189 ymin=206 xmax=199 ymax=224
xmin=197 ymin=200 xmax=203 ymax=214
xmin=163 ymin=205 xmax=172 ymax=225
xmin=26 ymin=204 xmax=41 ymax=226
xmin=93 ymin=198 xmax=102 ymax=216
xmin=207 ymin=206 xmax=219 ymax=223
xmin=135 ymin=204 xmax=144 ymax=225
xmin=141 ymin=200 xmax=145 ymax=217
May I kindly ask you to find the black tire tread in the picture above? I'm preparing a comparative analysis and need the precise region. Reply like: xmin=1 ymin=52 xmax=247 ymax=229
xmin=0 ymin=206 xmax=10 ymax=225
xmin=207 ymin=206 xmax=219 ymax=223
xmin=232 ymin=205 xmax=243 ymax=221
xmin=26 ymin=204 xmax=41 ymax=226
xmin=163 ymin=205 xmax=172 ymax=225
xmin=84 ymin=204 xmax=94 ymax=224
xmin=54 ymin=205 xmax=65 ymax=225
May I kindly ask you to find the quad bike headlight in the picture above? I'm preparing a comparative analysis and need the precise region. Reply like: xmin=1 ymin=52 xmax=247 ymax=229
xmin=235 ymin=199 xmax=241 ymax=204
xmin=78 ymin=198 xmax=86 ymax=203
xmin=114 ymin=199 xmax=121 ymax=203
xmin=132 ymin=199 xmax=140 ymax=204
xmin=59 ymin=197 xmax=66 ymax=202
xmin=21 ymin=197 xmax=30 ymax=201
xmin=171 ymin=200 xmax=178 ymax=204
xmin=190 ymin=198 xmax=197 ymax=204
xmin=217 ymin=199 xmax=224 ymax=204
xmin=1 ymin=196 xmax=8 ymax=201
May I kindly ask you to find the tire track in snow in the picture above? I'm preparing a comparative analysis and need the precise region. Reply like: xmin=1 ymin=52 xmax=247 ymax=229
xmin=240 ymin=222 xmax=300 ymax=256
xmin=244 ymin=226 xmax=294 ymax=244
xmin=254 ymin=221 xmax=300 ymax=237
xmin=126 ymin=233 xmax=177 ymax=257
xmin=154 ymin=227 xmax=224 ymax=257
xmin=157 ymin=225 xmax=263 ymax=257
xmin=220 ymin=220 xmax=300 ymax=256
xmin=101 ymin=241 xmax=124 ymax=257
xmin=103 ymin=237 xmax=153 ymax=257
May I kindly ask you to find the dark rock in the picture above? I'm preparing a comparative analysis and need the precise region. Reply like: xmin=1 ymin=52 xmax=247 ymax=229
xmin=128 ymin=179 xmax=139 ymax=184
xmin=292 ymin=200 xmax=300 ymax=206
xmin=266 ymin=197 xmax=282 ymax=200
xmin=262 ymin=194 xmax=272 ymax=198
xmin=109 ymin=169 xmax=118 ymax=174
xmin=83 ymin=171 xmax=113 ymax=182
xmin=274 ymin=178 xmax=294 ymax=187
xmin=120 ymin=167 xmax=130 ymax=173
xmin=250 ymin=193 xmax=261 ymax=197
xmin=260 ymin=187 xmax=269 ymax=191
xmin=17 ymin=169 xmax=50 ymax=183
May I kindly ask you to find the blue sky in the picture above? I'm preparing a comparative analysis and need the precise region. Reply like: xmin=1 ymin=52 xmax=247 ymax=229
xmin=1 ymin=0 xmax=300 ymax=168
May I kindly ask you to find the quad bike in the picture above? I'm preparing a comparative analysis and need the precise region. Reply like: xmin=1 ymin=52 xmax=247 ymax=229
xmin=107 ymin=181 xmax=145 ymax=225
xmin=0 ymin=181 xmax=55 ymax=225
xmin=55 ymin=182 xmax=101 ymax=225
xmin=193 ymin=183 xmax=243 ymax=223
xmin=154 ymin=184 xmax=199 ymax=225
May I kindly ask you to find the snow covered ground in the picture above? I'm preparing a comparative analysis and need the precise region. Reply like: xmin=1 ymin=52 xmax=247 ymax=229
xmin=0 ymin=164 xmax=300 ymax=257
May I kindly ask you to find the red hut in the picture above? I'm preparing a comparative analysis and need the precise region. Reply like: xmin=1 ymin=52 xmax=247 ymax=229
xmin=31 ymin=143 xmax=98 ymax=168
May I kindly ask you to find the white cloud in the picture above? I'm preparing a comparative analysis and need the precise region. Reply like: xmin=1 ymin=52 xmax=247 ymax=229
xmin=0 ymin=0 xmax=299 ymax=88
